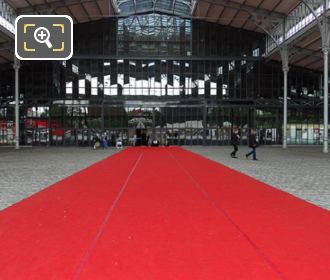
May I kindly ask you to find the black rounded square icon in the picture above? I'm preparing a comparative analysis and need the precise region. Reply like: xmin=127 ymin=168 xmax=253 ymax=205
xmin=15 ymin=15 xmax=73 ymax=60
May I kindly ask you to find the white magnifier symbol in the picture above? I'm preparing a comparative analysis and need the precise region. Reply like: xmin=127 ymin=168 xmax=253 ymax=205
xmin=34 ymin=27 xmax=53 ymax=49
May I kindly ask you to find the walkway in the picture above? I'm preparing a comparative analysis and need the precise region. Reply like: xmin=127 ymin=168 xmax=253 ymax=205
xmin=0 ymin=147 xmax=329 ymax=279
xmin=186 ymin=146 xmax=330 ymax=210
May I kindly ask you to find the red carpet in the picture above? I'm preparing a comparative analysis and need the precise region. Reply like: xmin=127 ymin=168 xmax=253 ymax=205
xmin=0 ymin=147 xmax=329 ymax=279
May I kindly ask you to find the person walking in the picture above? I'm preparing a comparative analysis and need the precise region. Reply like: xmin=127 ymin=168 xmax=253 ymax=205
xmin=101 ymin=133 xmax=108 ymax=149
xmin=246 ymin=128 xmax=258 ymax=160
xmin=92 ymin=133 xmax=101 ymax=150
xmin=230 ymin=128 xmax=240 ymax=158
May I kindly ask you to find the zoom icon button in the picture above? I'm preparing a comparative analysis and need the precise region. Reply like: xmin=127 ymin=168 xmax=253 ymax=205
xmin=34 ymin=27 xmax=53 ymax=48
xmin=15 ymin=15 xmax=73 ymax=60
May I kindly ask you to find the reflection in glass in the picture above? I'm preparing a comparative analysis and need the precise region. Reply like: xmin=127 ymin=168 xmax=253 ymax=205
xmin=118 ymin=74 xmax=124 ymax=86
xmin=91 ymin=77 xmax=98 ymax=96
xmin=79 ymin=79 xmax=85 ymax=95
xmin=104 ymin=75 xmax=110 ymax=96
xmin=197 ymin=79 xmax=204 ymax=95
xmin=161 ymin=74 xmax=167 ymax=96
xmin=110 ymin=84 xmax=118 ymax=96
xmin=211 ymin=82 xmax=217 ymax=96
xmin=66 ymin=82 xmax=73 ymax=95
xmin=129 ymin=77 xmax=136 ymax=95
xmin=123 ymin=84 xmax=130 ymax=96
xmin=185 ymin=77 xmax=191 ymax=95
xmin=173 ymin=75 xmax=180 ymax=96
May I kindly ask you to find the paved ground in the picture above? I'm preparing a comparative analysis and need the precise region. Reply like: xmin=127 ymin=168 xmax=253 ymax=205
xmin=1 ymin=146 xmax=329 ymax=211
xmin=185 ymin=146 xmax=330 ymax=210
xmin=0 ymin=147 xmax=118 ymax=210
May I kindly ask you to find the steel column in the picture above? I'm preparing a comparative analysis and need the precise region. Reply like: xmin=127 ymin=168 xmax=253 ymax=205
xmin=13 ymin=57 xmax=20 ymax=149
xmin=300 ymin=0 xmax=329 ymax=153
xmin=280 ymin=46 xmax=289 ymax=149
xmin=323 ymin=48 xmax=329 ymax=153
xmin=283 ymin=69 xmax=288 ymax=148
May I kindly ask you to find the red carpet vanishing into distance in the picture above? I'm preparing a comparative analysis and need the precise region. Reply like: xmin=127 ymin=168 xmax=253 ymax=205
xmin=1 ymin=147 xmax=330 ymax=279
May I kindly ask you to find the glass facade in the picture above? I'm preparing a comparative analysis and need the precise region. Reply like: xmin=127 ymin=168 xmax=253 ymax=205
xmin=0 ymin=14 xmax=327 ymax=146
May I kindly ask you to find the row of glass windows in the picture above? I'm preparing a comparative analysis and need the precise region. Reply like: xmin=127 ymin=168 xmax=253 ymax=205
xmin=0 ymin=61 xmax=321 ymax=101
xmin=2 ymin=105 xmax=325 ymax=129
xmin=1 ymin=105 xmax=327 ymax=146
xmin=57 ymin=59 xmax=320 ymax=99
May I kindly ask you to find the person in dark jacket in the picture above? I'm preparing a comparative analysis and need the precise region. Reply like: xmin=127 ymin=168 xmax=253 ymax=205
xmin=230 ymin=128 xmax=240 ymax=158
xmin=246 ymin=128 xmax=258 ymax=160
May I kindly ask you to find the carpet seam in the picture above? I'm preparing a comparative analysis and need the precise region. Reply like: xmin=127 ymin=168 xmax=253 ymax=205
xmin=166 ymin=148 xmax=288 ymax=280
xmin=71 ymin=151 xmax=144 ymax=280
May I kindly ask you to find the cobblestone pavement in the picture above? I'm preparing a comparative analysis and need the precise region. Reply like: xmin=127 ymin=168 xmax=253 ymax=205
xmin=185 ymin=146 xmax=330 ymax=210
xmin=1 ymin=146 xmax=329 ymax=211
xmin=0 ymin=147 xmax=118 ymax=210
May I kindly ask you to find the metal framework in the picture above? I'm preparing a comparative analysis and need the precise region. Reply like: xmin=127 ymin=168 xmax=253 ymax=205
xmin=203 ymin=0 xmax=287 ymax=21
xmin=266 ymin=0 xmax=330 ymax=54
xmin=251 ymin=13 xmax=290 ymax=149
xmin=0 ymin=0 xmax=15 ymax=38
xmin=264 ymin=0 xmax=330 ymax=153
xmin=112 ymin=0 xmax=196 ymax=17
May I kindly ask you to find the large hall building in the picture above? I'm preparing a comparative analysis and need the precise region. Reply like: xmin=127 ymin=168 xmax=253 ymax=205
xmin=1 ymin=2 xmax=330 ymax=278
xmin=0 ymin=0 xmax=329 ymax=149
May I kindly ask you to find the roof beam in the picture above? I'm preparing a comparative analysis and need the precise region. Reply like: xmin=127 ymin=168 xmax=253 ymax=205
xmin=0 ymin=53 xmax=11 ymax=62
xmin=0 ymin=42 xmax=14 ymax=51
xmin=95 ymin=1 xmax=103 ymax=15
xmin=291 ymin=52 xmax=319 ymax=65
xmin=303 ymin=57 xmax=323 ymax=68
xmin=227 ymin=0 xmax=245 ymax=27
xmin=80 ymin=2 xmax=92 ymax=21
xmin=199 ymin=0 xmax=287 ymax=21
xmin=289 ymin=46 xmax=323 ymax=61
xmin=204 ymin=0 xmax=213 ymax=19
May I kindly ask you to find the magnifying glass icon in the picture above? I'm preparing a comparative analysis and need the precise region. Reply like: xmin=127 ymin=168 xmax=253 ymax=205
xmin=34 ymin=27 xmax=53 ymax=49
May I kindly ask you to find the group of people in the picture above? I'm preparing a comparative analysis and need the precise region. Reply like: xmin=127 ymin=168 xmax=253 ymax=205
xmin=230 ymin=128 xmax=258 ymax=160
xmin=134 ymin=131 xmax=149 ymax=146
xmin=92 ymin=133 xmax=109 ymax=149
xmin=91 ymin=129 xmax=260 ymax=156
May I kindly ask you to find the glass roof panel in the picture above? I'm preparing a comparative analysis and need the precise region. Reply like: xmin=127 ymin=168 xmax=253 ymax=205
xmin=114 ymin=0 xmax=196 ymax=17
xmin=136 ymin=0 xmax=153 ymax=12
xmin=155 ymin=0 xmax=173 ymax=11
